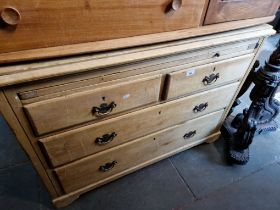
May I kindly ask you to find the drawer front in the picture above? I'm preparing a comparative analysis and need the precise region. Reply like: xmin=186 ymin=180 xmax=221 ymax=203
xmin=40 ymin=82 xmax=239 ymax=167
xmin=55 ymin=109 xmax=224 ymax=193
xmin=16 ymin=38 xmax=258 ymax=103
xmin=24 ymin=75 xmax=162 ymax=135
xmin=205 ymin=0 xmax=280 ymax=25
xmin=165 ymin=54 xmax=253 ymax=99
xmin=0 ymin=0 xmax=207 ymax=53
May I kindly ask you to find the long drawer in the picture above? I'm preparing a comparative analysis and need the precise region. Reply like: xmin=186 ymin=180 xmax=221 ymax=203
xmin=55 ymin=109 xmax=224 ymax=193
xmin=24 ymin=75 xmax=162 ymax=135
xmin=165 ymin=54 xmax=253 ymax=99
xmin=0 ymin=0 xmax=207 ymax=54
xmin=5 ymin=37 xmax=259 ymax=94
xmin=40 ymin=83 xmax=239 ymax=167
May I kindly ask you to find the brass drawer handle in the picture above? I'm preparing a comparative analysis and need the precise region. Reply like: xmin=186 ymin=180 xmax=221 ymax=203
xmin=183 ymin=130 xmax=196 ymax=139
xmin=193 ymin=102 xmax=208 ymax=113
xmin=165 ymin=0 xmax=182 ymax=16
xmin=95 ymin=132 xmax=117 ymax=145
xmin=92 ymin=102 xmax=117 ymax=117
xmin=1 ymin=7 xmax=21 ymax=26
xmin=99 ymin=161 xmax=117 ymax=172
xmin=202 ymin=73 xmax=220 ymax=86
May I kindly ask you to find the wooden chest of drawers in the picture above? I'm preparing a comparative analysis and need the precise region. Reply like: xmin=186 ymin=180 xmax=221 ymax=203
xmin=0 ymin=0 xmax=279 ymax=208
xmin=0 ymin=24 xmax=275 ymax=208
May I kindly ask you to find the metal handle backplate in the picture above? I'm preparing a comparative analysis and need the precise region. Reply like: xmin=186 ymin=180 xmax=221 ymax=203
xmin=99 ymin=161 xmax=117 ymax=172
xmin=183 ymin=130 xmax=197 ymax=139
xmin=92 ymin=102 xmax=117 ymax=117
xmin=95 ymin=132 xmax=117 ymax=145
xmin=193 ymin=102 xmax=208 ymax=113
xmin=213 ymin=52 xmax=220 ymax=58
xmin=203 ymin=73 xmax=220 ymax=86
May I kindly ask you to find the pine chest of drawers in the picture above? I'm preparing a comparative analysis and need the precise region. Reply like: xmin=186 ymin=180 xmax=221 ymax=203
xmin=0 ymin=25 xmax=275 ymax=207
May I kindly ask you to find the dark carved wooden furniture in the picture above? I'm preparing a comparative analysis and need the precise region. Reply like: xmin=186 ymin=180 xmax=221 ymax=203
xmin=222 ymin=44 xmax=280 ymax=165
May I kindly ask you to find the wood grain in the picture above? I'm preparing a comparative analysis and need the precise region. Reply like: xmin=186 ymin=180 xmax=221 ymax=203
xmin=0 ymin=37 xmax=258 ymax=79
xmin=0 ymin=25 xmax=275 ymax=88
xmin=205 ymin=0 xmax=280 ymax=25
xmin=0 ymin=24 xmax=275 ymax=208
xmin=55 ymin=110 xmax=224 ymax=193
xmin=18 ymin=42 xmax=255 ymax=103
xmin=40 ymin=83 xmax=238 ymax=167
xmin=24 ymin=75 xmax=162 ymax=135
xmin=0 ymin=17 xmax=274 ymax=64
xmin=0 ymin=0 xmax=207 ymax=54
xmin=165 ymin=54 xmax=254 ymax=99
xmin=52 ymin=132 xmax=220 ymax=208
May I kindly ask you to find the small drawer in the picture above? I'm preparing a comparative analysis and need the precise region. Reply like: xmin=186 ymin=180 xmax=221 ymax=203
xmin=165 ymin=54 xmax=253 ymax=99
xmin=40 ymin=82 xmax=239 ymax=167
xmin=24 ymin=75 xmax=162 ymax=135
xmin=55 ymin=109 xmax=224 ymax=193
xmin=0 ymin=0 xmax=207 ymax=54
xmin=204 ymin=0 xmax=280 ymax=25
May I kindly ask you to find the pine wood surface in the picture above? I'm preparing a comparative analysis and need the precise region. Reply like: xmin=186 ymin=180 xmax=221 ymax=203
xmin=165 ymin=54 xmax=253 ymax=99
xmin=23 ymin=75 xmax=162 ymax=135
xmin=0 ymin=25 xmax=274 ymax=88
xmin=0 ymin=0 xmax=208 ymax=54
xmin=55 ymin=110 xmax=224 ymax=193
xmin=0 ymin=24 xmax=275 ymax=208
xmin=0 ymin=16 xmax=274 ymax=64
xmin=40 ymin=83 xmax=239 ymax=167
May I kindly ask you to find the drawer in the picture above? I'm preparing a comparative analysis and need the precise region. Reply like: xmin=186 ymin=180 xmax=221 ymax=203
xmin=0 ymin=0 xmax=207 ymax=53
xmin=205 ymin=0 xmax=280 ymax=25
xmin=3 ymin=37 xmax=259 ymax=94
xmin=15 ymin=38 xmax=258 ymax=103
xmin=55 ymin=109 xmax=224 ymax=193
xmin=40 ymin=82 xmax=239 ymax=167
xmin=24 ymin=75 xmax=162 ymax=135
xmin=165 ymin=54 xmax=253 ymax=99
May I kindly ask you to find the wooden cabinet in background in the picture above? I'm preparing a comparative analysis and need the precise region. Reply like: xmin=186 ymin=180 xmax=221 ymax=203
xmin=205 ymin=0 xmax=280 ymax=25
xmin=0 ymin=0 xmax=278 ymax=64
xmin=0 ymin=0 xmax=207 ymax=54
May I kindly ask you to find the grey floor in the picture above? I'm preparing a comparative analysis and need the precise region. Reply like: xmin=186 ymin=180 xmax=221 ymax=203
xmin=1 ymin=35 xmax=280 ymax=210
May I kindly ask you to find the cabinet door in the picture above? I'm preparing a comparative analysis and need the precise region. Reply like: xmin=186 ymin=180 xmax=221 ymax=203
xmin=205 ymin=0 xmax=280 ymax=25
xmin=0 ymin=0 xmax=207 ymax=53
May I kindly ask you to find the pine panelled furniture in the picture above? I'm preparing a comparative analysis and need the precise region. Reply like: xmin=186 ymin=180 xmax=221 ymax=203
xmin=0 ymin=0 xmax=279 ymax=208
